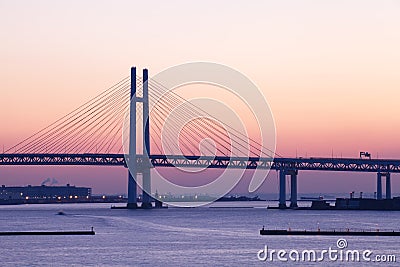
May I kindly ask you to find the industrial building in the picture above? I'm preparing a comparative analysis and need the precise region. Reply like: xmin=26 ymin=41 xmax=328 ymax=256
xmin=0 ymin=184 xmax=91 ymax=202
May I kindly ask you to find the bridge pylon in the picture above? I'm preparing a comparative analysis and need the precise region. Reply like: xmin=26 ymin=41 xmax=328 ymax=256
xmin=127 ymin=67 xmax=153 ymax=209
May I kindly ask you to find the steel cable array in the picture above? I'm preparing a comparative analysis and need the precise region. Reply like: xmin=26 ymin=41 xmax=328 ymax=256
xmin=6 ymin=75 xmax=280 ymax=159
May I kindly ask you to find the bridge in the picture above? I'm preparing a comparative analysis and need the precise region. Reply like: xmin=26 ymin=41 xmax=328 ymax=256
xmin=0 ymin=66 xmax=396 ymax=208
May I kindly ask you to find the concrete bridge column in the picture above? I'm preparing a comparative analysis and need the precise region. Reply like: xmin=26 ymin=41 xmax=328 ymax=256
xmin=386 ymin=172 xmax=391 ymax=199
xmin=127 ymin=67 xmax=138 ymax=209
xmin=377 ymin=172 xmax=382 ymax=200
xmin=142 ymin=169 xmax=152 ymax=208
xmin=141 ymin=68 xmax=152 ymax=209
xmin=279 ymin=170 xmax=286 ymax=209
xmin=127 ymin=171 xmax=138 ymax=209
xmin=290 ymin=171 xmax=298 ymax=208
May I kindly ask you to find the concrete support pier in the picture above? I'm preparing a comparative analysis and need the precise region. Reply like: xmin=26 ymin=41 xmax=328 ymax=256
xmin=127 ymin=171 xmax=138 ymax=209
xmin=141 ymin=68 xmax=152 ymax=209
xmin=386 ymin=172 xmax=391 ymax=199
xmin=279 ymin=170 xmax=286 ymax=209
xmin=279 ymin=169 xmax=298 ymax=209
xmin=377 ymin=172 xmax=391 ymax=200
xmin=141 ymin=170 xmax=152 ymax=208
xmin=377 ymin=172 xmax=382 ymax=200
xmin=289 ymin=171 xmax=298 ymax=208
xmin=127 ymin=67 xmax=138 ymax=209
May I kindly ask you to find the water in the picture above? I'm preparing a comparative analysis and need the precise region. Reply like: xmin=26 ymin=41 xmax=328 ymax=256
xmin=0 ymin=202 xmax=399 ymax=266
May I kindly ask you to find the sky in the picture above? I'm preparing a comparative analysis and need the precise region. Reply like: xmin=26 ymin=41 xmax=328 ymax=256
xmin=0 ymin=0 xmax=400 ymax=194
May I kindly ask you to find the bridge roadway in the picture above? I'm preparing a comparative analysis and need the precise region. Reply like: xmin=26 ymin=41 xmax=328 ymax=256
xmin=0 ymin=153 xmax=400 ymax=173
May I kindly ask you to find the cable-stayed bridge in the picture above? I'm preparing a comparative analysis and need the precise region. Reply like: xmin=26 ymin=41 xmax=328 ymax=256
xmin=0 ymin=67 xmax=398 ymax=209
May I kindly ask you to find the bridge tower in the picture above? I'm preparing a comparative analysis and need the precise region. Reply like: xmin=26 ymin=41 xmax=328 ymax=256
xmin=127 ymin=67 xmax=152 ymax=209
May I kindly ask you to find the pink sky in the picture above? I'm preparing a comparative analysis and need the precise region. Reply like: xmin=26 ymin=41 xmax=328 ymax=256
xmin=1 ymin=1 xmax=400 ymax=194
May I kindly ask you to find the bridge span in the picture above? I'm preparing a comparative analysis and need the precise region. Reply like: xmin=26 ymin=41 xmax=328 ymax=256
xmin=0 ymin=153 xmax=397 ymax=208
xmin=1 ymin=153 xmax=400 ymax=172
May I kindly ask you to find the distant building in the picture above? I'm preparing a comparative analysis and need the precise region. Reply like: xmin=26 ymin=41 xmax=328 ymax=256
xmin=0 ymin=184 xmax=91 ymax=201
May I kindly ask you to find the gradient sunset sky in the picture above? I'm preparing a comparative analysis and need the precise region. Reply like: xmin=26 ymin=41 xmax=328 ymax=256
xmin=1 ymin=1 xmax=399 ymax=194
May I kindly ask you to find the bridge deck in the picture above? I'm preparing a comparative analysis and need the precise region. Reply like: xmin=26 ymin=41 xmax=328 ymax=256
xmin=0 ymin=153 xmax=399 ymax=173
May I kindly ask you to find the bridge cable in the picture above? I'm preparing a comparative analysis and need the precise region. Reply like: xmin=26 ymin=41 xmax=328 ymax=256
xmin=149 ymin=79 xmax=282 ymax=158
xmin=6 ymin=76 xmax=129 ymax=153
xmin=149 ymin=93 xmax=233 ymax=156
xmin=13 ymin=78 xmax=130 ymax=153
xmin=148 ymin=82 xmax=252 ymax=157
xmin=24 ymin=82 xmax=130 ymax=153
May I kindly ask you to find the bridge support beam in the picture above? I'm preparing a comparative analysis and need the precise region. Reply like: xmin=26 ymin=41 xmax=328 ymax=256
xmin=279 ymin=170 xmax=286 ymax=209
xmin=386 ymin=172 xmax=391 ymax=199
xmin=127 ymin=171 xmax=137 ymax=208
xmin=141 ymin=68 xmax=153 ymax=209
xmin=279 ymin=169 xmax=298 ymax=209
xmin=141 ymin=170 xmax=152 ymax=208
xmin=290 ymin=171 xmax=298 ymax=208
xmin=127 ymin=67 xmax=138 ymax=209
xmin=377 ymin=172 xmax=382 ymax=200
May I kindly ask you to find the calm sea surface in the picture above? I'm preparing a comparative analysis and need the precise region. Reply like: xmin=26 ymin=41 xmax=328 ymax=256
xmin=0 ymin=202 xmax=399 ymax=266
